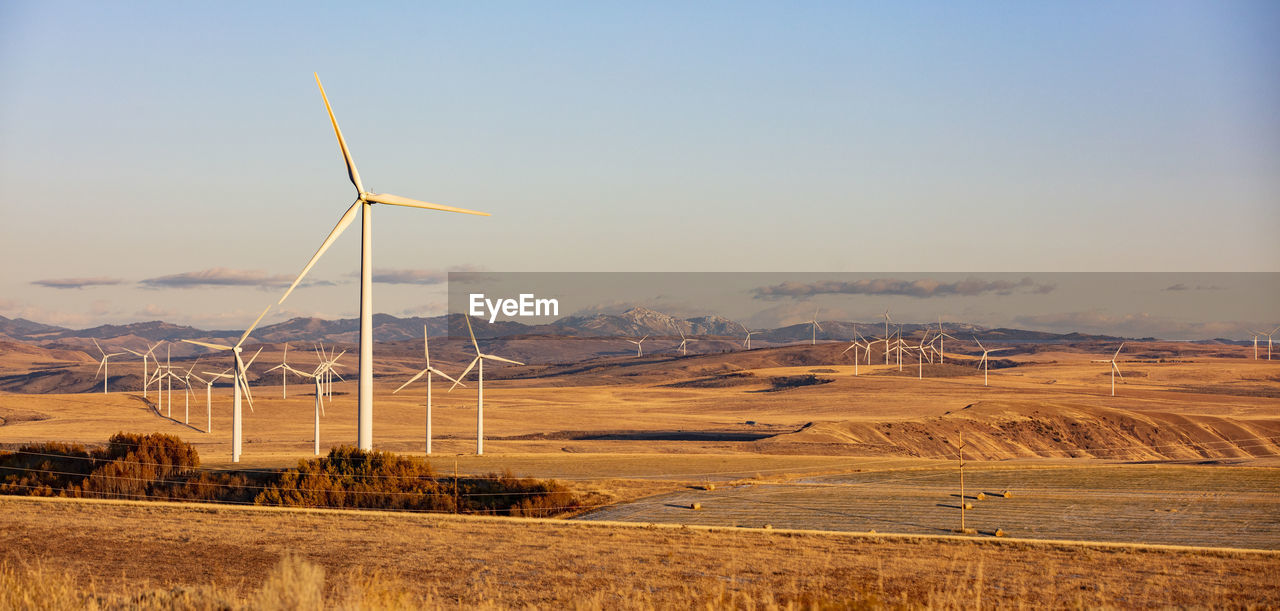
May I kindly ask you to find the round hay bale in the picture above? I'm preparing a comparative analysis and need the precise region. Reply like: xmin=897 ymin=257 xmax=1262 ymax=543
xmin=962 ymin=502 xmax=974 ymax=510
xmin=1001 ymin=490 xmax=1012 ymax=498
xmin=994 ymin=528 xmax=1006 ymax=537
xmin=690 ymin=502 xmax=702 ymax=510
xmin=975 ymin=492 xmax=986 ymax=500
xmin=704 ymin=483 xmax=716 ymax=491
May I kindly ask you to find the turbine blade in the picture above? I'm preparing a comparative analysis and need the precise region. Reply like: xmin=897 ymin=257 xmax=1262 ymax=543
xmin=482 ymin=354 xmax=524 ymax=366
xmin=423 ymin=325 xmax=431 ymax=368
xmin=429 ymin=367 xmax=462 ymax=386
xmin=245 ymin=347 xmax=264 ymax=369
xmin=464 ymin=314 xmax=480 ymax=354
xmin=279 ymin=199 xmax=361 ymax=304
xmin=183 ymin=339 xmax=233 ymax=351
xmin=314 ymin=72 xmax=364 ymax=194
xmin=1113 ymin=343 xmax=1125 ymax=360
xmin=394 ymin=369 xmax=429 ymax=393
xmin=365 ymin=192 xmax=490 ymax=217
xmin=449 ymin=358 xmax=479 ymax=392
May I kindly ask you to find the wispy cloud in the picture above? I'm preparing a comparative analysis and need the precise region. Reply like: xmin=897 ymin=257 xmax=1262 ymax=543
xmin=139 ymin=268 xmax=333 ymax=290
xmin=31 ymin=277 xmax=125 ymax=290
xmin=752 ymin=277 xmax=1055 ymax=299
xmin=372 ymin=269 xmax=448 ymax=285
xmin=373 ymin=265 xmax=487 ymax=285
xmin=1164 ymin=283 xmax=1225 ymax=291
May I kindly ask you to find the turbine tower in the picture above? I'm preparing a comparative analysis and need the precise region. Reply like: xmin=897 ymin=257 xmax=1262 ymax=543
xmin=393 ymin=326 xmax=462 ymax=454
xmin=91 ymin=339 xmax=124 ymax=394
xmin=449 ymin=316 xmax=524 ymax=456
xmin=1264 ymin=327 xmax=1278 ymax=361
xmin=277 ymin=74 xmax=491 ymax=452
xmin=183 ymin=306 xmax=271 ymax=463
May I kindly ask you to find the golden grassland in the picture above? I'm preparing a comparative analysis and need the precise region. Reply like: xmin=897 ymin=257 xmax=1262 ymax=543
xmin=3 ymin=495 xmax=1278 ymax=609
xmin=2 ymin=344 xmax=1278 ymax=605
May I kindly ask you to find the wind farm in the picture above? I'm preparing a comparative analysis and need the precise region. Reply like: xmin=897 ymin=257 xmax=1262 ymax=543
xmin=4 ymin=2 xmax=1279 ymax=606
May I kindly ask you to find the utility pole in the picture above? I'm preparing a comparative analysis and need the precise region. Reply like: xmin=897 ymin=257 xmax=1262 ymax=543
xmin=956 ymin=432 xmax=974 ymax=534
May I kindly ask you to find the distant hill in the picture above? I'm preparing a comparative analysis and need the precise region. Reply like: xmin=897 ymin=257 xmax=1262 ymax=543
xmin=0 ymin=308 xmax=1145 ymax=354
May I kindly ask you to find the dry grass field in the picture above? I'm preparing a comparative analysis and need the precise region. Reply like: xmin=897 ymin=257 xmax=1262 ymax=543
xmin=2 ymin=495 xmax=1278 ymax=608
xmin=2 ymin=340 xmax=1278 ymax=605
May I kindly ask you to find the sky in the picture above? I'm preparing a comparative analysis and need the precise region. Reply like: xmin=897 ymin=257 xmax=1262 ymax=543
xmin=1 ymin=2 xmax=1277 ymax=335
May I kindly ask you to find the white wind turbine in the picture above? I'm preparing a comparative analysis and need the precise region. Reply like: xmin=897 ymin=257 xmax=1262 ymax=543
xmin=626 ymin=335 xmax=649 ymax=357
xmin=179 ymin=359 xmax=201 ymax=425
xmin=300 ymin=352 xmax=344 ymax=456
xmin=449 ymin=316 xmax=524 ymax=456
xmin=1250 ymin=331 xmax=1262 ymax=360
xmin=199 ymin=367 xmax=234 ymax=434
xmin=882 ymin=311 xmax=893 ymax=364
xmin=1106 ymin=343 xmax=1125 ymax=396
xmin=935 ymin=316 xmax=957 ymax=364
xmin=182 ymin=306 xmax=272 ymax=463
xmin=123 ymin=342 xmax=160 ymax=399
xmin=840 ymin=330 xmax=870 ymax=376
xmin=276 ymin=74 xmax=491 ymax=452
xmin=672 ymin=323 xmax=693 ymax=356
xmin=91 ymin=339 xmax=124 ymax=394
xmin=742 ymin=327 xmax=760 ymax=351
xmin=972 ymin=336 xmax=1013 ymax=387
xmin=807 ymin=307 xmax=822 ymax=345
xmin=1263 ymin=327 xmax=1278 ymax=361
xmin=393 ymin=325 xmax=463 ymax=455
xmin=265 ymin=344 xmax=298 ymax=399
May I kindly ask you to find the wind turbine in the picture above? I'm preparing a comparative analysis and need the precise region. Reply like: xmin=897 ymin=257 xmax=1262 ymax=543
xmin=200 ymin=367 xmax=234 ymax=434
xmin=182 ymin=305 xmax=272 ymax=463
xmin=883 ymin=311 xmax=893 ymax=364
xmin=742 ymin=329 xmax=760 ymax=350
xmin=626 ymin=335 xmax=649 ymax=357
xmin=265 ymin=344 xmax=297 ymax=399
xmin=393 ymin=325 xmax=463 ymax=455
xmin=123 ymin=342 xmax=160 ymax=399
xmin=972 ymin=336 xmax=1013 ymax=387
xmin=807 ymin=307 xmax=822 ymax=345
xmin=275 ymin=74 xmax=490 ymax=452
xmin=840 ymin=330 xmax=869 ymax=376
xmin=672 ymin=323 xmax=692 ymax=356
xmin=1264 ymin=327 xmax=1278 ymax=361
xmin=179 ymin=359 xmax=201 ymax=425
xmin=936 ymin=317 xmax=957 ymax=364
xmin=91 ymin=339 xmax=124 ymax=394
xmin=917 ymin=331 xmax=936 ymax=379
xmin=1107 ymin=342 xmax=1125 ymax=396
xmin=449 ymin=316 xmax=524 ymax=456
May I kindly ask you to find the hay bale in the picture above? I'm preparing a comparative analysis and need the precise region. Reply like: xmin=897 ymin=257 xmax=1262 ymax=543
xmin=962 ymin=502 xmax=974 ymax=510
xmin=763 ymin=524 xmax=773 ymax=530
xmin=704 ymin=483 xmax=716 ymax=491
xmin=994 ymin=528 xmax=1006 ymax=537
xmin=975 ymin=492 xmax=986 ymax=501
xmin=1001 ymin=490 xmax=1012 ymax=498
xmin=690 ymin=502 xmax=702 ymax=510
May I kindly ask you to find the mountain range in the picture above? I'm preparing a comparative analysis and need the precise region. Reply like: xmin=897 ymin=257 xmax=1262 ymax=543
xmin=0 ymin=306 xmax=1157 ymax=357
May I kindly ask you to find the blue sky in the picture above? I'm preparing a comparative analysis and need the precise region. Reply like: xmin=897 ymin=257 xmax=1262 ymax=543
xmin=1 ymin=2 xmax=1277 ymax=332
